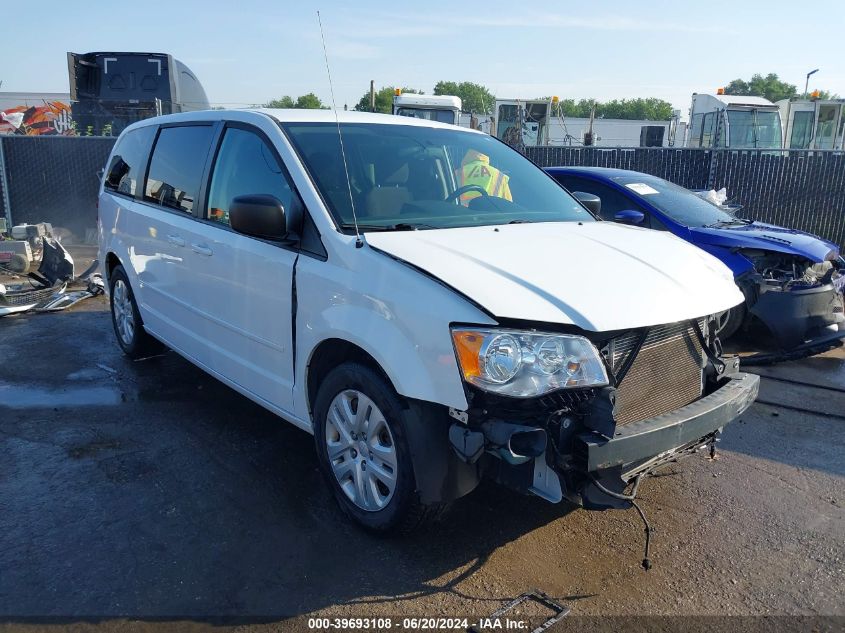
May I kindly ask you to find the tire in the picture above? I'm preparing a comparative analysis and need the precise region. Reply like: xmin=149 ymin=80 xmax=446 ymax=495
xmin=715 ymin=303 xmax=746 ymax=341
xmin=313 ymin=362 xmax=444 ymax=534
xmin=8 ymin=254 xmax=29 ymax=273
xmin=109 ymin=265 xmax=164 ymax=359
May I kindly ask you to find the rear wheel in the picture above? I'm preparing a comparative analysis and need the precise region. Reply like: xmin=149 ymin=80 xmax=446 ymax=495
xmin=313 ymin=362 xmax=443 ymax=534
xmin=109 ymin=265 xmax=164 ymax=359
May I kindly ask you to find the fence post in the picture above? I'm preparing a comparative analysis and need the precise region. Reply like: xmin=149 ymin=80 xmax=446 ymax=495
xmin=0 ymin=137 xmax=12 ymax=227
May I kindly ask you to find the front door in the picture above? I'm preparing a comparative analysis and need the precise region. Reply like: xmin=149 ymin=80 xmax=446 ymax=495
xmin=177 ymin=124 xmax=300 ymax=413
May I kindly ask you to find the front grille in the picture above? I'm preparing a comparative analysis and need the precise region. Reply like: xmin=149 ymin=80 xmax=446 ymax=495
xmin=0 ymin=285 xmax=58 ymax=307
xmin=606 ymin=321 xmax=705 ymax=426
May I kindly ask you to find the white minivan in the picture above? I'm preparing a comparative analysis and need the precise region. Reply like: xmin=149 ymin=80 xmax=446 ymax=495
xmin=99 ymin=109 xmax=759 ymax=535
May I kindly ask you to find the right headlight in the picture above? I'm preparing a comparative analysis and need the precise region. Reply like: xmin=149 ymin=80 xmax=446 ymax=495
xmin=451 ymin=327 xmax=609 ymax=397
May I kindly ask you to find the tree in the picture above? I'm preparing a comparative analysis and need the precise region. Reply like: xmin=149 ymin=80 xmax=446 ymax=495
xmin=294 ymin=93 xmax=326 ymax=109
xmin=723 ymin=73 xmax=797 ymax=102
xmin=264 ymin=94 xmax=326 ymax=109
xmin=265 ymin=96 xmax=295 ymax=108
xmin=353 ymin=86 xmax=421 ymax=114
xmin=552 ymin=97 xmax=672 ymax=120
xmin=598 ymin=98 xmax=674 ymax=120
xmin=433 ymin=81 xmax=495 ymax=114
xmin=556 ymin=98 xmax=593 ymax=118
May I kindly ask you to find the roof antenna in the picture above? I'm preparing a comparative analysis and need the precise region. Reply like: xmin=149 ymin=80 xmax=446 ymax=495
xmin=317 ymin=10 xmax=363 ymax=248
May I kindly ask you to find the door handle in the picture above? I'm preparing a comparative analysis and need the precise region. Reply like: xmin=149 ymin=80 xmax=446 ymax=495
xmin=191 ymin=243 xmax=213 ymax=256
xmin=166 ymin=234 xmax=185 ymax=247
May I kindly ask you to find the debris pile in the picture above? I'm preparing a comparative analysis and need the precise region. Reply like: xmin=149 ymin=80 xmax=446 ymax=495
xmin=0 ymin=223 xmax=103 ymax=317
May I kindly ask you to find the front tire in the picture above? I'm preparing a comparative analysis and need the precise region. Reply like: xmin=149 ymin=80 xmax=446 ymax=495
xmin=313 ymin=362 xmax=443 ymax=534
xmin=715 ymin=303 xmax=746 ymax=341
xmin=109 ymin=265 xmax=164 ymax=359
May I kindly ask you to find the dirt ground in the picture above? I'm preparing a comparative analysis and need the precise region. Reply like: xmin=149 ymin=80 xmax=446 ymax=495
xmin=1 ymin=281 xmax=843 ymax=632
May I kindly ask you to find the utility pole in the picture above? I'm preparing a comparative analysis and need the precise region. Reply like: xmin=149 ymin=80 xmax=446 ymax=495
xmin=370 ymin=80 xmax=375 ymax=113
xmin=584 ymin=101 xmax=596 ymax=146
xmin=805 ymin=69 xmax=819 ymax=98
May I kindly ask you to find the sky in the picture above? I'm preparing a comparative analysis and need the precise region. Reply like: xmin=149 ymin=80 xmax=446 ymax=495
xmin=2 ymin=0 xmax=844 ymax=120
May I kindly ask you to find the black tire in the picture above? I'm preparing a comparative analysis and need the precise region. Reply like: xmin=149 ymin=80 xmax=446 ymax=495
xmin=715 ymin=303 xmax=746 ymax=341
xmin=8 ymin=254 xmax=29 ymax=273
xmin=313 ymin=362 xmax=444 ymax=534
xmin=108 ymin=264 xmax=164 ymax=359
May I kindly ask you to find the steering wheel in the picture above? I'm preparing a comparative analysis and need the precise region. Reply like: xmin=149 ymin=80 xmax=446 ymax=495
xmin=445 ymin=184 xmax=489 ymax=202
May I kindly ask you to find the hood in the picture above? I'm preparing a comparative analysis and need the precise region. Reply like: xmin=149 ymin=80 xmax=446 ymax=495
xmin=366 ymin=222 xmax=744 ymax=332
xmin=688 ymin=222 xmax=840 ymax=263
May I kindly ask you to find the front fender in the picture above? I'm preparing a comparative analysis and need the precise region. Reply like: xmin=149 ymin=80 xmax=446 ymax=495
xmin=293 ymin=249 xmax=496 ymax=422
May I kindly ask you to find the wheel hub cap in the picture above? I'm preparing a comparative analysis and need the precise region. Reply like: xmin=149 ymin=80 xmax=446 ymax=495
xmin=325 ymin=389 xmax=398 ymax=512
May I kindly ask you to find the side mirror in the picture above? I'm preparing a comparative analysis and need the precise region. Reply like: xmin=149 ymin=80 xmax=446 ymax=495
xmin=614 ymin=209 xmax=645 ymax=225
xmin=229 ymin=194 xmax=288 ymax=241
xmin=572 ymin=191 xmax=601 ymax=215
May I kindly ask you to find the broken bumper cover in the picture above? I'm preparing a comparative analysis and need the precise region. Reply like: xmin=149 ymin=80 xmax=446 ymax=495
xmin=578 ymin=372 xmax=760 ymax=473
xmin=750 ymin=282 xmax=845 ymax=349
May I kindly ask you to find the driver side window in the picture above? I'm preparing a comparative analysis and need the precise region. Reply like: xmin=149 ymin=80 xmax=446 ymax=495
xmin=207 ymin=127 xmax=297 ymax=226
xmin=557 ymin=176 xmax=665 ymax=229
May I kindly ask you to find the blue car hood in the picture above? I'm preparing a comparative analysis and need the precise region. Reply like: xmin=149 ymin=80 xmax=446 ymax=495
xmin=688 ymin=222 xmax=839 ymax=263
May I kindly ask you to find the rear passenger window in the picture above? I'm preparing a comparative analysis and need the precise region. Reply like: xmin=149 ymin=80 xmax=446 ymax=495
xmin=144 ymin=125 xmax=215 ymax=214
xmin=104 ymin=126 xmax=156 ymax=197
xmin=207 ymin=127 xmax=296 ymax=226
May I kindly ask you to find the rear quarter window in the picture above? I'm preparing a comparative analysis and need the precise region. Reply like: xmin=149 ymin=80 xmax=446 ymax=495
xmin=103 ymin=126 xmax=156 ymax=197
xmin=144 ymin=125 xmax=215 ymax=214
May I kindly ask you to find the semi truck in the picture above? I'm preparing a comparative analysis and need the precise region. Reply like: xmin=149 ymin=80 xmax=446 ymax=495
xmin=777 ymin=97 xmax=845 ymax=150
xmin=685 ymin=92 xmax=783 ymax=149
xmin=392 ymin=93 xmax=461 ymax=125
xmin=67 ymin=51 xmax=209 ymax=135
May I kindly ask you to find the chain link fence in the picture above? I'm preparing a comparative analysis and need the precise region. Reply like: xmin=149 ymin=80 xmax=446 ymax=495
xmin=526 ymin=146 xmax=845 ymax=247
xmin=0 ymin=136 xmax=115 ymax=241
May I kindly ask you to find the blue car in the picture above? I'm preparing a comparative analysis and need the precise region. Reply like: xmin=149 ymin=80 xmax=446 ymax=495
xmin=545 ymin=167 xmax=845 ymax=350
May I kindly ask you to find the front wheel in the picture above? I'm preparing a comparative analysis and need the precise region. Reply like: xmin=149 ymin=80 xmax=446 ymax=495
xmin=312 ymin=362 xmax=444 ymax=534
xmin=715 ymin=303 xmax=746 ymax=341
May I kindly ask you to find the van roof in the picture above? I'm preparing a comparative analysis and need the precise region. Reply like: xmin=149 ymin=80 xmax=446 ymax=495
xmin=123 ymin=107 xmax=479 ymax=132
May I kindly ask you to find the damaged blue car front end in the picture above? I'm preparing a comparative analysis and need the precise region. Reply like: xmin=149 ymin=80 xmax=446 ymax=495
xmin=544 ymin=167 xmax=845 ymax=352
xmin=689 ymin=221 xmax=845 ymax=349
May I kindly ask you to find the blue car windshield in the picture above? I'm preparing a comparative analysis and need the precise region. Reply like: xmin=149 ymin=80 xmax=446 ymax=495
xmin=282 ymin=122 xmax=593 ymax=232
xmin=612 ymin=174 xmax=738 ymax=227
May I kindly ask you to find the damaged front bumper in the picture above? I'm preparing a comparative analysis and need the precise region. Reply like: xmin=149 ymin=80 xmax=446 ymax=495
xmin=448 ymin=371 xmax=760 ymax=507
xmin=578 ymin=372 xmax=759 ymax=473
xmin=750 ymin=281 xmax=845 ymax=349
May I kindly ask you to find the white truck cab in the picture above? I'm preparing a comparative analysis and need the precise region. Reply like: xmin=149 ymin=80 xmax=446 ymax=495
xmin=99 ymin=109 xmax=758 ymax=535
xmin=687 ymin=93 xmax=783 ymax=149
xmin=392 ymin=93 xmax=461 ymax=126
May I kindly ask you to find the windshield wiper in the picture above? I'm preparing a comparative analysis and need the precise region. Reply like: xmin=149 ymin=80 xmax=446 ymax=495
xmin=339 ymin=222 xmax=437 ymax=232
xmin=704 ymin=218 xmax=753 ymax=228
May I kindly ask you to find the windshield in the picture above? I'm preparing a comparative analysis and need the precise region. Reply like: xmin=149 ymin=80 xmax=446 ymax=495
xmin=283 ymin=123 xmax=592 ymax=231
xmin=728 ymin=108 xmax=782 ymax=149
xmin=612 ymin=174 xmax=737 ymax=227
xmin=395 ymin=107 xmax=456 ymax=125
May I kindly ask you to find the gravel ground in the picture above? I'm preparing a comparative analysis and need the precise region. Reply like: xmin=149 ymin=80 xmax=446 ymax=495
xmin=0 ymin=296 xmax=843 ymax=632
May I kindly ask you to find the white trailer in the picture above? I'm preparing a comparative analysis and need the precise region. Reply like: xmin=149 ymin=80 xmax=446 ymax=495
xmin=776 ymin=98 xmax=845 ymax=150
xmin=685 ymin=93 xmax=783 ymax=149
xmin=392 ymin=93 xmax=461 ymax=125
